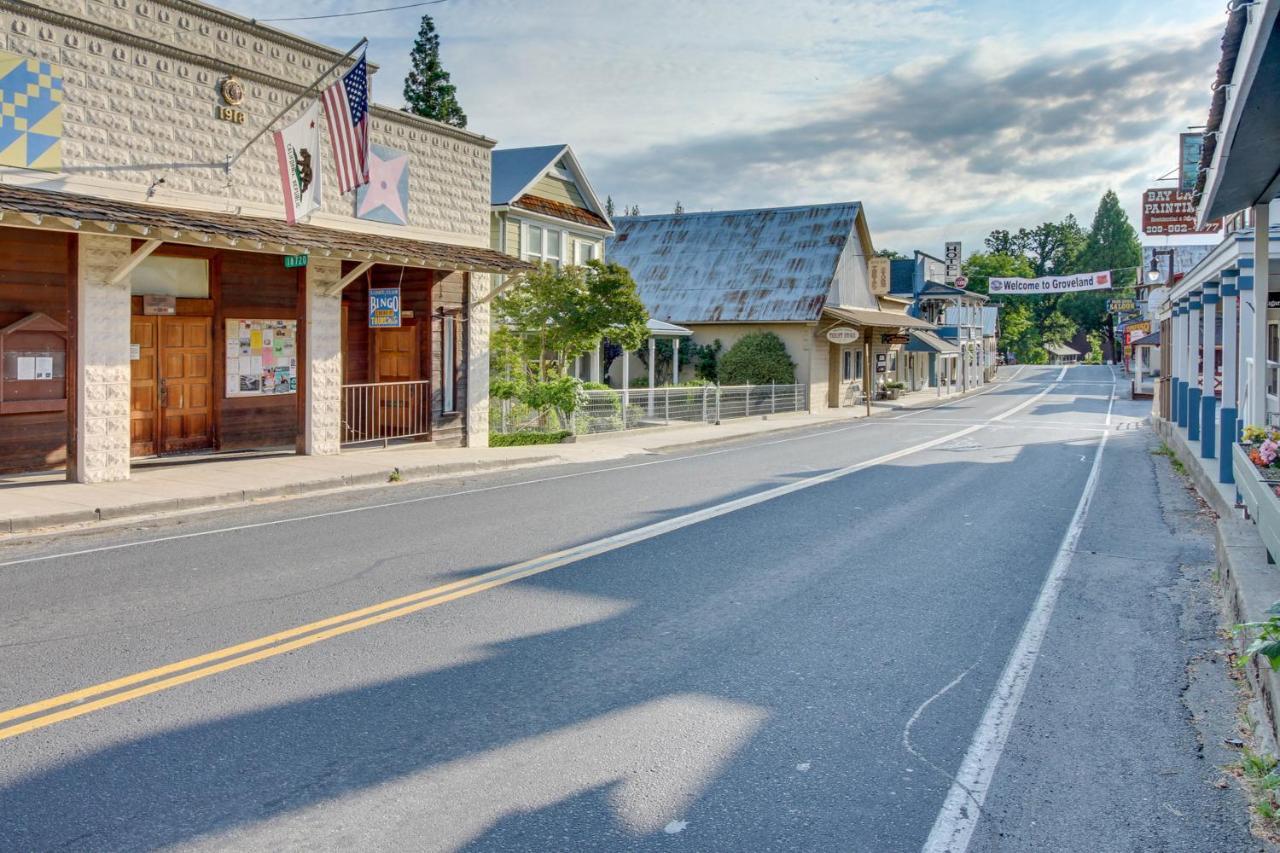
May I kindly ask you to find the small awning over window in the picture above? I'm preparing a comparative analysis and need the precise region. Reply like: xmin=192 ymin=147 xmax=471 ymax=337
xmin=1131 ymin=330 xmax=1161 ymax=347
xmin=906 ymin=330 xmax=961 ymax=355
xmin=823 ymin=305 xmax=936 ymax=330
xmin=0 ymin=183 xmax=532 ymax=275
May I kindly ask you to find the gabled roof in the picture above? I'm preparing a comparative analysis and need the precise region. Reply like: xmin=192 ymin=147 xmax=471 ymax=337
xmin=491 ymin=144 xmax=612 ymax=231
xmin=608 ymin=202 xmax=866 ymax=324
xmin=1045 ymin=342 xmax=1080 ymax=357
xmin=917 ymin=280 xmax=987 ymax=302
xmin=491 ymin=145 xmax=568 ymax=205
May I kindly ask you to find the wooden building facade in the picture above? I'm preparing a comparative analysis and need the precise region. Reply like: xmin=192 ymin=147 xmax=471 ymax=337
xmin=0 ymin=0 xmax=526 ymax=481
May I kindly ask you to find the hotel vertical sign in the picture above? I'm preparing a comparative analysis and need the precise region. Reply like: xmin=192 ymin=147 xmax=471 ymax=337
xmin=944 ymin=242 xmax=962 ymax=283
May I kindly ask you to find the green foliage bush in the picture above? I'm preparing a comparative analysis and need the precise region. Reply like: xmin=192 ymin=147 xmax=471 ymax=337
xmin=490 ymin=430 xmax=570 ymax=447
xmin=719 ymin=332 xmax=796 ymax=385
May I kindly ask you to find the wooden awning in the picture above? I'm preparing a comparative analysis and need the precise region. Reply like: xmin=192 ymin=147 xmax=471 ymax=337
xmin=0 ymin=183 xmax=532 ymax=275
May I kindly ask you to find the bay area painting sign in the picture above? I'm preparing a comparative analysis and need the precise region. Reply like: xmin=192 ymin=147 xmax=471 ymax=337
xmin=1141 ymin=188 xmax=1221 ymax=236
xmin=988 ymin=270 xmax=1113 ymax=295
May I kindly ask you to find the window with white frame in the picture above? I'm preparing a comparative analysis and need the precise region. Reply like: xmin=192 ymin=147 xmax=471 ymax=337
xmin=574 ymin=240 xmax=597 ymax=266
xmin=521 ymin=223 xmax=564 ymax=268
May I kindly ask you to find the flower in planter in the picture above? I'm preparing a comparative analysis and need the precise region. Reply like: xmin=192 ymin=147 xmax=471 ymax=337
xmin=1262 ymin=439 xmax=1280 ymax=467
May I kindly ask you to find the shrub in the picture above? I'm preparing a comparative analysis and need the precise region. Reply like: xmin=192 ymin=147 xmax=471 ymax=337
xmin=490 ymin=430 xmax=571 ymax=447
xmin=719 ymin=332 xmax=796 ymax=385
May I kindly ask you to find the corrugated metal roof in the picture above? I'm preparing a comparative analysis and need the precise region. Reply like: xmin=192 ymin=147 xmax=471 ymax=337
xmin=608 ymin=202 xmax=862 ymax=324
xmin=907 ymin=330 xmax=961 ymax=355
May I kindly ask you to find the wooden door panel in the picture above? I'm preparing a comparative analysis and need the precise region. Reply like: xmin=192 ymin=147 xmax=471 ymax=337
xmin=159 ymin=316 xmax=214 ymax=454
xmin=130 ymin=317 xmax=158 ymax=457
xmin=372 ymin=326 xmax=420 ymax=436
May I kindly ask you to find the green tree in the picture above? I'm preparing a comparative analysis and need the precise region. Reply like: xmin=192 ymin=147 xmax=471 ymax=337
xmin=961 ymin=250 xmax=1035 ymax=296
xmin=402 ymin=15 xmax=467 ymax=128
xmin=605 ymin=195 xmax=615 ymax=219
xmin=1040 ymin=310 xmax=1077 ymax=347
xmin=674 ymin=200 xmax=685 ymax=214
xmin=1063 ymin=189 xmax=1142 ymax=360
xmin=493 ymin=260 xmax=648 ymax=380
xmin=874 ymin=248 xmax=906 ymax=259
xmin=719 ymin=332 xmax=796 ymax=385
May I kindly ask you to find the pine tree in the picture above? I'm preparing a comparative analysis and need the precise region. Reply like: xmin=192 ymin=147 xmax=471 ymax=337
xmin=605 ymin=195 xmax=615 ymax=219
xmin=674 ymin=200 xmax=684 ymax=214
xmin=402 ymin=15 xmax=467 ymax=128
xmin=1061 ymin=189 xmax=1142 ymax=360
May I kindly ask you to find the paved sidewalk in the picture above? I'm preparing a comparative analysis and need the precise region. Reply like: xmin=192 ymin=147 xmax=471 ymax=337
xmin=0 ymin=384 xmax=986 ymax=535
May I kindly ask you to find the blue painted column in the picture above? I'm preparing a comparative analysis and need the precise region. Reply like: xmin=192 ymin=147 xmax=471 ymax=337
xmin=1200 ymin=282 xmax=1219 ymax=458
xmin=1187 ymin=294 xmax=1202 ymax=440
xmin=1220 ymin=271 xmax=1240 ymax=483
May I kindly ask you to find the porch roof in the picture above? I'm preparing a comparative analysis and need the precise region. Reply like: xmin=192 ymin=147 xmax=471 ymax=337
xmin=822 ymin=305 xmax=936 ymax=330
xmin=0 ymin=184 xmax=532 ymax=275
xmin=906 ymin=330 xmax=961 ymax=355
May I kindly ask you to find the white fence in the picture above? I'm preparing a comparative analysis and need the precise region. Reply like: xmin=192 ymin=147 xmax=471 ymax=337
xmin=341 ymin=380 xmax=432 ymax=446
xmin=572 ymin=383 xmax=807 ymax=436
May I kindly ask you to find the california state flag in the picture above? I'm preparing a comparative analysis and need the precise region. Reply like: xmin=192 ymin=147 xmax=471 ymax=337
xmin=273 ymin=102 xmax=323 ymax=224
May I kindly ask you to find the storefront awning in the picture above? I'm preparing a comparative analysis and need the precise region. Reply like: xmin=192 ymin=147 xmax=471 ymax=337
xmin=906 ymin=330 xmax=961 ymax=355
xmin=0 ymin=183 xmax=532 ymax=275
xmin=822 ymin=306 xmax=936 ymax=330
xmin=1131 ymin=330 xmax=1161 ymax=348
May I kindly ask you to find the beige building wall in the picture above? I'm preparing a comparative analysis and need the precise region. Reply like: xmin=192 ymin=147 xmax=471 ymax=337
xmin=0 ymin=0 xmax=492 ymax=246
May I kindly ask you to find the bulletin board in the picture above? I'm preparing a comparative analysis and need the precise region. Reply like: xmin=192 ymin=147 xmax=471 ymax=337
xmin=225 ymin=319 xmax=298 ymax=397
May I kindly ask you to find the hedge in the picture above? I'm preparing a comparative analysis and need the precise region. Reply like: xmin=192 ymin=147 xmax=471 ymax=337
xmin=490 ymin=430 xmax=571 ymax=447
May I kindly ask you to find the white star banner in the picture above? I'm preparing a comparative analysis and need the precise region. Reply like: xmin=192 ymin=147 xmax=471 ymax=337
xmin=988 ymin=270 xmax=1113 ymax=295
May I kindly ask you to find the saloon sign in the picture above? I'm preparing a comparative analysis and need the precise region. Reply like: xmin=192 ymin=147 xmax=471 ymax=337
xmin=1141 ymin=188 xmax=1221 ymax=236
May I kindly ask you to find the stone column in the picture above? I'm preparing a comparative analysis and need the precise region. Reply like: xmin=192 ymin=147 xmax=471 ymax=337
xmin=1187 ymin=293 xmax=1202 ymax=440
xmin=466 ymin=272 xmax=491 ymax=448
xmin=304 ymin=258 xmax=342 ymax=456
xmin=1221 ymin=270 xmax=1239 ymax=483
xmin=1200 ymin=281 xmax=1218 ymax=458
xmin=74 ymin=235 xmax=133 ymax=483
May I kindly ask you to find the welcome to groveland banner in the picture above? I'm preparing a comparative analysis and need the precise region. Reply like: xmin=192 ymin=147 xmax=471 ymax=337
xmin=988 ymin=270 xmax=1113 ymax=295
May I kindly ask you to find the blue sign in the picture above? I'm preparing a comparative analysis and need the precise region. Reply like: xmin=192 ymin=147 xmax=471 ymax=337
xmin=368 ymin=287 xmax=401 ymax=328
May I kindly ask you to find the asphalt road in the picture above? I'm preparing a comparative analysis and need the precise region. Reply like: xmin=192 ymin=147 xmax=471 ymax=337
xmin=0 ymin=365 xmax=1258 ymax=851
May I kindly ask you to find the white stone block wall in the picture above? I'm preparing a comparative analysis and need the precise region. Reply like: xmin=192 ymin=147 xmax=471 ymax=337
xmin=466 ymin=273 xmax=490 ymax=447
xmin=304 ymin=257 xmax=342 ymax=456
xmin=0 ymin=0 xmax=491 ymax=241
xmin=76 ymin=233 xmax=132 ymax=482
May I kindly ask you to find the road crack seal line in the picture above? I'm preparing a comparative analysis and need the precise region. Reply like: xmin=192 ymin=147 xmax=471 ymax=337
xmin=902 ymin=621 xmax=1001 ymax=815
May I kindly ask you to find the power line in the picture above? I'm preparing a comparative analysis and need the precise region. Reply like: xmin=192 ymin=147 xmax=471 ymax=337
xmin=255 ymin=0 xmax=449 ymax=24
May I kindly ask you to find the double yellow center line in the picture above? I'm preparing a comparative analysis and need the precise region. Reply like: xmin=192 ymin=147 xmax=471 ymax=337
xmin=1 ymin=388 xmax=1058 ymax=741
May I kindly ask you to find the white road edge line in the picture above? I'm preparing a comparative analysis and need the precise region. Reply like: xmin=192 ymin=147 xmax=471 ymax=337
xmin=0 ymin=379 xmax=1058 ymax=571
xmin=921 ymin=427 xmax=1109 ymax=853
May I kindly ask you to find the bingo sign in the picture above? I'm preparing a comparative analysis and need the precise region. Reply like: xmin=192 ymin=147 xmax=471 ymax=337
xmin=368 ymin=287 xmax=402 ymax=328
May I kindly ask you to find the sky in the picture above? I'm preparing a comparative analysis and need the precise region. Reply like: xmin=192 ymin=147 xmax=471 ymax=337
xmin=221 ymin=0 xmax=1227 ymax=257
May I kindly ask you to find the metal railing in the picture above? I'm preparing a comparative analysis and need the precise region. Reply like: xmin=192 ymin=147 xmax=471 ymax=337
xmin=573 ymin=383 xmax=808 ymax=435
xmin=341 ymin=380 xmax=431 ymax=446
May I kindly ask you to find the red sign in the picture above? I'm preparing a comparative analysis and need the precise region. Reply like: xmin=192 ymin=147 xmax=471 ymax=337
xmin=1141 ymin=188 xmax=1221 ymax=236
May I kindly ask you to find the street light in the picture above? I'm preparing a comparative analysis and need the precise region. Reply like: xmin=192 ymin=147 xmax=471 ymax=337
xmin=1146 ymin=248 xmax=1174 ymax=284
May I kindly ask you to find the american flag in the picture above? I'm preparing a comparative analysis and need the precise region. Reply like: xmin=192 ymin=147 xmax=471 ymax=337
xmin=322 ymin=52 xmax=370 ymax=194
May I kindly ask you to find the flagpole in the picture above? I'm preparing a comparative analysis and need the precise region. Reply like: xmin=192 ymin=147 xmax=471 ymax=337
xmin=225 ymin=36 xmax=368 ymax=173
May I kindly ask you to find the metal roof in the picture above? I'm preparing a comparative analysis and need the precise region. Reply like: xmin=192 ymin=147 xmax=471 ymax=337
xmin=646 ymin=318 xmax=693 ymax=337
xmin=906 ymin=330 xmax=961 ymax=355
xmin=608 ymin=202 xmax=863 ymax=324
xmin=1045 ymin=342 xmax=1081 ymax=357
xmin=823 ymin=306 xmax=935 ymax=330
xmin=491 ymin=145 xmax=568 ymax=205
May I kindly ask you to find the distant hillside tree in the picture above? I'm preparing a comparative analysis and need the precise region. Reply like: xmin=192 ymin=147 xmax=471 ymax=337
xmin=403 ymin=15 xmax=467 ymax=128
xmin=605 ymin=195 xmax=615 ymax=218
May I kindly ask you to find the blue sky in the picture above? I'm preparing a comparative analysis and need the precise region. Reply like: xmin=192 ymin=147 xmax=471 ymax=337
xmin=223 ymin=0 xmax=1226 ymax=255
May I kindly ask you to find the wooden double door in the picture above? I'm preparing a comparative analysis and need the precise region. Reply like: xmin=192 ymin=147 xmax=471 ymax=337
xmin=131 ymin=316 xmax=214 ymax=457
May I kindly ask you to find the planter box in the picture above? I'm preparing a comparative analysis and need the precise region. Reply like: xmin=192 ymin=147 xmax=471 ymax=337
xmin=1234 ymin=443 xmax=1280 ymax=563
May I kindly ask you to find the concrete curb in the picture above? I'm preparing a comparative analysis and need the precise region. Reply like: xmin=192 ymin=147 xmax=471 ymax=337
xmin=1155 ymin=416 xmax=1280 ymax=746
xmin=0 ymin=454 xmax=565 ymax=535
